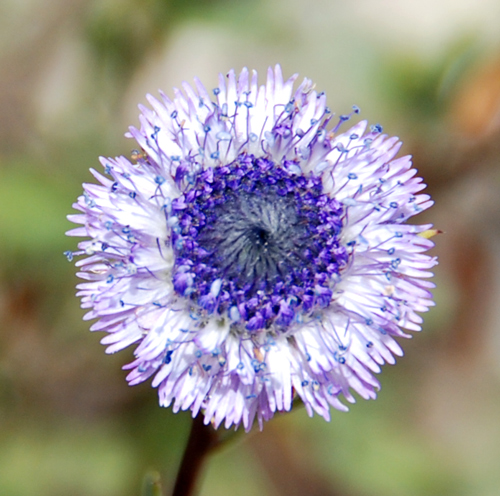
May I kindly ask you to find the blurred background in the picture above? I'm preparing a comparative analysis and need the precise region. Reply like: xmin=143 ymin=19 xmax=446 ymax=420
xmin=1 ymin=0 xmax=500 ymax=494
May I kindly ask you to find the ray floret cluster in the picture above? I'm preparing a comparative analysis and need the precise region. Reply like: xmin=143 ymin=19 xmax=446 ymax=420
xmin=68 ymin=65 xmax=437 ymax=431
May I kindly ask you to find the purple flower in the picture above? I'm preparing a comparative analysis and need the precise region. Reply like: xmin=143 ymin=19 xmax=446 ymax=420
xmin=67 ymin=66 xmax=437 ymax=430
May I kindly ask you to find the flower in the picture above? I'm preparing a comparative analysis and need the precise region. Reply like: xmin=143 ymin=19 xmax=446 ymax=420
xmin=67 ymin=65 xmax=437 ymax=431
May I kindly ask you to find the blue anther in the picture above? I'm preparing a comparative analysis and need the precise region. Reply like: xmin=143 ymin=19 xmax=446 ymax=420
xmin=334 ymin=352 xmax=346 ymax=364
xmin=251 ymin=360 xmax=261 ymax=373
xmin=151 ymin=126 xmax=160 ymax=140
xmin=164 ymin=350 xmax=173 ymax=364
xmin=84 ymin=194 xmax=95 ymax=207
xmin=391 ymin=258 xmax=401 ymax=269
xmin=213 ymin=88 xmax=220 ymax=96
xmin=327 ymin=384 xmax=339 ymax=396
xmin=155 ymin=175 xmax=165 ymax=185
xmin=63 ymin=251 xmax=73 ymax=262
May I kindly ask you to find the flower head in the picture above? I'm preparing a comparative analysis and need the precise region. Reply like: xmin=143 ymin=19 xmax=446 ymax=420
xmin=68 ymin=65 xmax=437 ymax=430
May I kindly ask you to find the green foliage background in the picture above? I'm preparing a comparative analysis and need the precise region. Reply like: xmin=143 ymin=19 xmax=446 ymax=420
xmin=2 ymin=1 xmax=500 ymax=494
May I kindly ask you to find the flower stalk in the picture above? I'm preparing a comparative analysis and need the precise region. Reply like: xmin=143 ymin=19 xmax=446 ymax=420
xmin=172 ymin=416 xmax=219 ymax=496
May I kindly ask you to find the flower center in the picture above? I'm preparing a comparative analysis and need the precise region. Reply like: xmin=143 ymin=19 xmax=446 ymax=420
xmin=198 ymin=186 xmax=307 ymax=287
xmin=170 ymin=154 xmax=348 ymax=331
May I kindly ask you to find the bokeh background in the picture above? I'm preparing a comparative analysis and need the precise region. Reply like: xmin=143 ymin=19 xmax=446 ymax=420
xmin=2 ymin=0 xmax=500 ymax=494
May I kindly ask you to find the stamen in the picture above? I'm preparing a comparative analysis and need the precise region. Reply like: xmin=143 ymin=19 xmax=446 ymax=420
xmin=170 ymin=153 xmax=348 ymax=331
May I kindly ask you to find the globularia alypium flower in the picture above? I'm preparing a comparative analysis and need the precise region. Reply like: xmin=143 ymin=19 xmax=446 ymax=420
xmin=68 ymin=65 xmax=436 ymax=430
